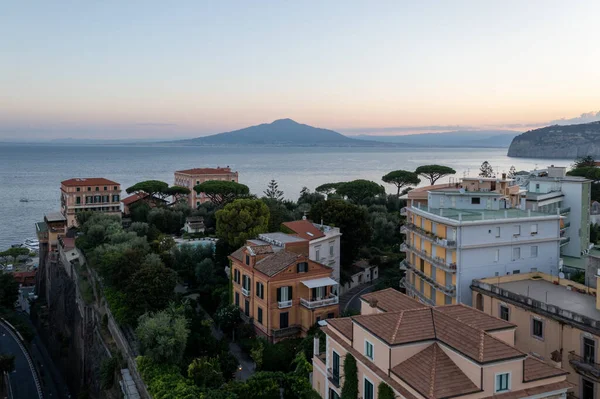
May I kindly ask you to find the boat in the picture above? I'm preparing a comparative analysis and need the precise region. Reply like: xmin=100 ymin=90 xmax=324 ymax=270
xmin=19 ymin=198 xmax=29 ymax=202
xmin=23 ymin=238 xmax=39 ymax=252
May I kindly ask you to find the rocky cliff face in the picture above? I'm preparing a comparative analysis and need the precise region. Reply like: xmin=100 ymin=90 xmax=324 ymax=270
xmin=507 ymin=121 xmax=600 ymax=159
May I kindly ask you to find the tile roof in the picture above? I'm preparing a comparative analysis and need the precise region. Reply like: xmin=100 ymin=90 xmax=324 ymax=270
xmin=523 ymin=356 xmax=568 ymax=382
xmin=61 ymin=178 xmax=119 ymax=187
xmin=353 ymin=308 xmax=436 ymax=345
xmin=254 ymin=250 xmax=302 ymax=277
xmin=480 ymin=381 xmax=572 ymax=399
xmin=176 ymin=167 xmax=235 ymax=175
xmin=230 ymin=247 xmax=245 ymax=262
xmin=282 ymin=220 xmax=325 ymax=240
xmin=391 ymin=343 xmax=481 ymax=399
xmin=121 ymin=193 xmax=148 ymax=205
xmin=360 ymin=288 xmax=426 ymax=312
xmin=435 ymin=304 xmax=515 ymax=331
xmin=326 ymin=318 xmax=353 ymax=340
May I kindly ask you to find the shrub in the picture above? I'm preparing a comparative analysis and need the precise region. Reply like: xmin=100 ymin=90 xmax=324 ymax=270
xmin=341 ymin=353 xmax=358 ymax=399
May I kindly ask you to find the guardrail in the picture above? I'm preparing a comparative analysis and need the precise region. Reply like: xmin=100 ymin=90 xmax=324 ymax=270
xmin=278 ymin=300 xmax=292 ymax=309
xmin=400 ymin=243 xmax=457 ymax=272
xmin=241 ymin=287 xmax=250 ymax=297
xmin=560 ymin=207 xmax=571 ymax=215
xmin=401 ymin=260 xmax=456 ymax=295
xmin=300 ymin=296 xmax=339 ymax=309
xmin=401 ymin=278 xmax=436 ymax=306
xmin=400 ymin=224 xmax=456 ymax=248
xmin=271 ymin=325 xmax=301 ymax=339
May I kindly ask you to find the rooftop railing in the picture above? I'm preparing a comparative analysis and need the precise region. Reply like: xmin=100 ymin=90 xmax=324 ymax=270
xmin=569 ymin=351 xmax=600 ymax=379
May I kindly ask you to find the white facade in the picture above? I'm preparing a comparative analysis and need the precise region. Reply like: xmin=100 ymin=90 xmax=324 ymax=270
xmin=308 ymin=225 xmax=341 ymax=283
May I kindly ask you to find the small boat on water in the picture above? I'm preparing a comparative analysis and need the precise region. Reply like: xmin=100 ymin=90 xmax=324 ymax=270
xmin=19 ymin=198 xmax=29 ymax=202
xmin=23 ymin=238 xmax=39 ymax=252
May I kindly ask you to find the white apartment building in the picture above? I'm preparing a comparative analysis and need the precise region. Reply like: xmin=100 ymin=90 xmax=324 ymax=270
xmin=401 ymin=187 xmax=562 ymax=306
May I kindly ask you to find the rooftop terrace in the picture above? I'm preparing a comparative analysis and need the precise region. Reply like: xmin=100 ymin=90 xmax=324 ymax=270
xmin=411 ymin=206 xmax=555 ymax=222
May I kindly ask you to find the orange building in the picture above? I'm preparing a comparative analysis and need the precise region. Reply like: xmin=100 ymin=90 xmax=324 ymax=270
xmin=229 ymin=235 xmax=339 ymax=342
xmin=60 ymin=178 xmax=121 ymax=227
xmin=174 ymin=167 xmax=238 ymax=208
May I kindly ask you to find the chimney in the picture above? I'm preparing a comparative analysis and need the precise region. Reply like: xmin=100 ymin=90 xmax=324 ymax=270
xmin=502 ymin=173 xmax=506 ymax=180
xmin=369 ymin=298 xmax=378 ymax=308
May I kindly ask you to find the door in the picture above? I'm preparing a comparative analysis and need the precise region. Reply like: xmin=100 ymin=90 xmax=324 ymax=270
xmin=280 ymin=312 xmax=289 ymax=329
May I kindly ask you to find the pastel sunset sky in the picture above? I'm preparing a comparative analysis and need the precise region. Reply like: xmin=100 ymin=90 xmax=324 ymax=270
xmin=1 ymin=1 xmax=599 ymax=139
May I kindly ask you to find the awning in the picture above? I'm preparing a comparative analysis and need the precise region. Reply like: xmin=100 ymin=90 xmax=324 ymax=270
xmin=302 ymin=277 xmax=338 ymax=288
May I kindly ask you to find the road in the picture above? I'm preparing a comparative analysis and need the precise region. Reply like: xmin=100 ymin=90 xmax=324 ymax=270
xmin=340 ymin=284 xmax=376 ymax=313
xmin=0 ymin=323 xmax=41 ymax=399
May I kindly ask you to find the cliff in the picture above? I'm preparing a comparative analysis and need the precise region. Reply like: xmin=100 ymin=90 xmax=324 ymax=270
xmin=507 ymin=121 xmax=600 ymax=158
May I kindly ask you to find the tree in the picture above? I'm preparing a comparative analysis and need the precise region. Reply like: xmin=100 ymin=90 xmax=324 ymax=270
xmin=291 ymin=351 xmax=312 ymax=378
xmin=194 ymin=181 xmax=250 ymax=207
xmin=126 ymin=180 xmax=170 ymax=200
xmin=164 ymin=185 xmax=191 ymax=203
xmin=216 ymin=199 xmax=269 ymax=248
xmin=214 ymin=304 xmax=241 ymax=337
xmin=0 ymin=247 xmax=29 ymax=265
xmin=262 ymin=198 xmax=294 ymax=232
xmin=0 ymin=273 xmax=19 ymax=308
xmin=574 ymin=155 xmax=596 ymax=168
xmin=341 ymin=353 xmax=358 ymax=399
xmin=263 ymin=179 xmax=284 ymax=201
xmin=315 ymin=182 xmax=344 ymax=195
xmin=125 ymin=259 xmax=178 ymax=317
xmin=188 ymin=356 xmax=225 ymax=389
xmin=378 ymin=382 xmax=395 ymax=399
xmin=335 ymin=180 xmax=385 ymax=203
xmin=414 ymin=165 xmax=456 ymax=185
xmin=136 ymin=304 xmax=190 ymax=365
xmin=508 ymin=165 xmax=517 ymax=178
xmin=382 ymin=170 xmax=421 ymax=196
xmin=479 ymin=161 xmax=494 ymax=177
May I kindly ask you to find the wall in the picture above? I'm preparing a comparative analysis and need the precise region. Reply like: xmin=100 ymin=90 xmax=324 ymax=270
xmin=561 ymin=180 xmax=591 ymax=257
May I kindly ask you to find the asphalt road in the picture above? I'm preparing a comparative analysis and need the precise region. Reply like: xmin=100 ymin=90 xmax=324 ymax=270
xmin=0 ymin=323 xmax=41 ymax=399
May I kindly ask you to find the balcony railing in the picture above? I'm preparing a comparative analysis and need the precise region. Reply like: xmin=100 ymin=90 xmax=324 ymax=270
xmin=271 ymin=325 xmax=301 ymax=339
xmin=401 ymin=260 xmax=456 ymax=295
xmin=278 ymin=300 xmax=293 ymax=309
xmin=327 ymin=368 xmax=341 ymax=387
xmin=401 ymin=277 xmax=436 ymax=306
xmin=401 ymin=223 xmax=457 ymax=248
xmin=569 ymin=351 xmax=600 ymax=379
xmin=561 ymin=221 xmax=571 ymax=229
xmin=400 ymin=242 xmax=457 ymax=272
xmin=241 ymin=287 xmax=250 ymax=297
xmin=560 ymin=207 xmax=571 ymax=215
xmin=300 ymin=296 xmax=339 ymax=309
xmin=560 ymin=237 xmax=571 ymax=246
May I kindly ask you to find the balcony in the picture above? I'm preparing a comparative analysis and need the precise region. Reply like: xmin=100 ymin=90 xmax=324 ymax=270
xmin=561 ymin=221 xmax=571 ymax=230
xmin=400 ymin=242 xmax=457 ymax=273
xmin=400 ymin=207 xmax=407 ymax=216
xmin=401 ymin=277 xmax=436 ymax=306
xmin=271 ymin=325 xmax=301 ymax=339
xmin=327 ymin=368 xmax=341 ymax=388
xmin=278 ymin=300 xmax=293 ymax=309
xmin=560 ymin=207 xmax=571 ymax=215
xmin=300 ymin=296 xmax=339 ymax=309
xmin=402 ymin=260 xmax=456 ymax=295
xmin=401 ymin=223 xmax=457 ymax=248
xmin=560 ymin=237 xmax=571 ymax=247
xmin=569 ymin=351 xmax=600 ymax=380
xmin=241 ymin=287 xmax=250 ymax=297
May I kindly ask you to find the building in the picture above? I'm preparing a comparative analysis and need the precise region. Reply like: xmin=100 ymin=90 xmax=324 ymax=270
xmin=60 ymin=178 xmax=121 ymax=227
xmin=182 ymin=216 xmax=205 ymax=234
xmin=174 ymin=167 xmax=238 ymax=208
xmin=591 ymin=201 xmax=600 ymax=225
xmin=35 ymin=212 xmax=67 ymax=254
xmin=229 ymin=236 xmax=339 ymax=342
xmin=282 ymin=219 xmax=342 ymax=284
xmin=312 ymin=287 xmax=572 ymax=399
xmin=472 ymin=271 xmax=600 ymax=399
xmin=121 ymin=193 xmax=166 ymax=217
xmin=341 ymin=260 xmax=378 ymax=294
xmin=401 ymin=178 xmax=563 ymax=306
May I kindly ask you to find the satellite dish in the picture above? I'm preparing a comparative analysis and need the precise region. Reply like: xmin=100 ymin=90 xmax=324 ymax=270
xmin=558 ymin=272 xmax=565 ymax=279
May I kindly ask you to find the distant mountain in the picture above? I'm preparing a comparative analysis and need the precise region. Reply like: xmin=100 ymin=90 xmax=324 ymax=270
xmin=353 ymin=130 xmax=518 ymax=148
xmin=508 ymin=121 xmax=600 ymax=158
xmin=169 ymin=119 xmax=398 ymax=147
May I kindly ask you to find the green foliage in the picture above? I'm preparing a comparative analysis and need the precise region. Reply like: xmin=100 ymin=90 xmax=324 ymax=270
xmin=222 ymin=371 xmax=319 ymax=399
xmin=414 ymin=164 xmax=456 ymax=185
xmin=263 ymin=179 xmax=284 ymax=200
xmin=310 ymin=200 xmax=372 ymax=269
xmin=298 ymin=187 xmax=326 ymax=206
xmin=0 ymin=273 xmax=19 ymax=308
xmin=378 ymin=382 xmax=395 ymax=399
xmin=147 ymin=207 xmax=185 ymax=234
xmin=315 ymin=182 xmax=344 ymax=195
xmin=591 ymin=223 xmax=600 ymax=244
xmin=291 ymin=351 xmax=312 ymax=378
xmin=188 ymin=356 xmax=224 ymax=389
xmin=341 ymin=353 xmax=358 ymax=399
xmin=508 ymin=165 xmax=517 ymax=178
xmin=214 ymin=304 xmax=240 ymax=336
xmin=382 ymin=170 xmax=421 ymax=195
xmin=250 ymin=339 xmax=264 ymax=370
xmin=125 ymin=258 xmax=177 ymax=318
xmin=335 ymin=179 xmax=386 ymax=203
xmin=571 ymin=271 xmax=586 ymax=285
xmin=128 ymin=222 xmax=150 ymax=237
xmin=104 ymin=288 xmax=132 ymax=325
xmin=194 ymin=181 xmax=250 ymax=206
xmin=100 ymin=356 xmax=118 ymax=389
xmin=137 ymin=356 xmax=205 ymax=399
xmin=567 ymin=166 xmax=600 ymax=182
xmin=574 ymin=155 xmax=596 ymax=168
xmin=0 ymin=247 xmax=30 ymax=264
xmin=136 ymin=305 xmax=190 ymax=365
xmin=479 ymin=161 xmax=494 ymax=177
xmin=261 ymin=198 xmax=294 ymax=232
xmin=126 ymin=180 xmax=169 ymax=198
xmin=216 ymin=199 xmax=269 ymax=247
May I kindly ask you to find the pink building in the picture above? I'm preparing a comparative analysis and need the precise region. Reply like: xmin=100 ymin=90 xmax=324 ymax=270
xmin=60 ymin=178 xmax=121 ymax=227
xmin=174 ymin=167 xmax=238 ymax=208
xmin=313 ymin=288 xmax=572 ymax=399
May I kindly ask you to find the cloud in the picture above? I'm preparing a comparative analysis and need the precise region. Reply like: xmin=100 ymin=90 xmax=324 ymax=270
xmin=135 ymin=123 xmax=178 ymax=127
xmin=549 ymin=111 xmax=600 ymax=125
xmin=339 ymin=125 xmax=476 ymax=135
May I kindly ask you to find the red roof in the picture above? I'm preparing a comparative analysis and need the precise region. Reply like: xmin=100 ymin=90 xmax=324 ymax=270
xmin=282 ymin=220 xmax=325 ymax=240
xmin=13 ymin=271 xmax=36 ymax=285
xmin=61 ymin=178 xmax=119 ymax=187
xmin=122 ymin=193 xmax=148 ymax=205
xmin=176 ymin=167 xmax=236 ymax=175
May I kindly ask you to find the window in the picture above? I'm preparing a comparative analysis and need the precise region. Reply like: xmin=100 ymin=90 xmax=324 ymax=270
xmin=512 ymin=247 xmax=520 ymax=261
xmin=420 ymin=278 xmax=424 ymax=293
xmin=87 ymin=187 xmax=91 ymax=191
xmin=471 ymin=197 xmax=481 ymax=204
xmin=332 ymin=351 xmax=340 ymax=386
xmin=495 ymin=373 xmax=510 ymax=393
xmin=495 ymin=227 xmax=501 ymax=237
xmin=279 ymin=312 xmax=289 ymax=328
xmin=329 ymin=389 xmax=340 ymax=399
xmin=103 ymin=186 xmax=107 ymax=191
xmin=297 ymin=262 xmax=308 ymax=273
xmin=114 ymin=186 xmax=117 ymax=190
xmin=532 ymin=318 xmax=544 ymax=339
xmin=235 ymin=292 xmax=240 ymax=306
xmin=76 ymin=196 xmax=81 ymax=205
xmin=513 ymin=269 xmax=520 ymax=274
xmin=256 ymin=282 xmax=264 ymax=299
xmin=244 ymin=300 xmax=249 ymax=316
xmin=500 ymin=305 xmax=510 ymax=321
xmin=242 ymin=275 xmax=251 ymax=292
xmin=277 ymin=286 xmax=293 ymax=302
xmin=419 ymin=258 xmax=425 ymax=272
xmin=364 ymin=378 xmax=374 ymax=399
xmin=445 ymin=295 xmax=452 ymax=305
xmin=530 ymin=246 xmax=538 ymax=258
xmin=514 ymin=225 xmax=521 ymax=236
xmin=95 ymin=187 xmax=99 ymax=191
xmin=76 ymin=187 xmax=80 ymax=192
xmin=245 ymin=255 xmax=250 ymax=265
xmin=582 ymin=378 xmax=595 ymax=399
xmin=330 ymin=244 xmax=334 ymax=256
xmin=365 ymin=340 xmax=374 ymax=360
xmin=328 ymin=312 xmax=334 ymax=319
xmin=494 ymin=249 xmax=500 ymax=262
xmin=316 ymin=248 xmax=320 ymax=260
xmin=584 ymin=337 xmax=596 ymax=364
xmin=531 ymin=224 xmax=538 ymax=235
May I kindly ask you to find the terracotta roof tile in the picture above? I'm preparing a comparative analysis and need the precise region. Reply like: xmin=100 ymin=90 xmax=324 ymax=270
xmin=176 ymin=167 xmax=236 ymax=175
xmin=61 ymin=178 xmax=119 ymax=187
xmin=436 ymin=304 xmax=515 ymax=331
xmin=121 ymin=193 xmax=148 ymax=205
xmin=230 ymin=247 xmax=245 ymax=262
xmin=361 ymin=288 xmax=426 ymax=312
xmin=523 ymin=356 xmax=568 ymax=382
xmin=254 ymin=250 xmax=301 ymax=277
xmin=391 ymin=343 xmax=480 ymax=399
xmin=480 ymin=381 xmax=572 ymax=399
xmin=282 ymin=220 xmax=326 ymax=240
xmin=327 ymin=318 xmax=353 ymax=340
xmin=353 ymin=308 xmax=436 ymax=345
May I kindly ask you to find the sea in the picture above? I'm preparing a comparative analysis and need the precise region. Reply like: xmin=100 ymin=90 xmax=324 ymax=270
xmin=0 ymin=144 xmax=564 ymax=250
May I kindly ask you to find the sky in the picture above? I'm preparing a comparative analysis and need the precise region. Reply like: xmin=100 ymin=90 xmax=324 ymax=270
xmin=1 ymin=0 xmax=599 ymax=140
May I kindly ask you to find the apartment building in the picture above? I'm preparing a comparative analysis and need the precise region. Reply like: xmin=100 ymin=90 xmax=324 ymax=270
xmin=312 ymin=288 xmax=571 ymax=399
xmin=60 ymin=178 xmax=121 ymax=227
xmin=229 ymin=235 xmax=339 ymax=342
xmin=174 ymin=167 xmax=238 ymax=208
xmin=401 ymin=181 xmax=562 ymax=306
xmin=35 ymin=211 xmax=67 ymax=254
xmin=472 ymin=271 xmax=600 ymax=399
xmin=282 ymin=219 xmax=342 ymax=285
